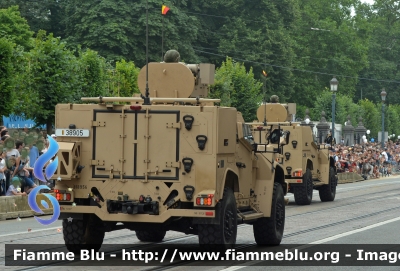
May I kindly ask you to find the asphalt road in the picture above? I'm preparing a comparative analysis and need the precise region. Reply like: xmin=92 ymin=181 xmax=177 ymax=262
xmin=2 ymin=176 xmax=400 ymax=271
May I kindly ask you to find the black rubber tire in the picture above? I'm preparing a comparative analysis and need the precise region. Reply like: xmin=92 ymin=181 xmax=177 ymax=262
xmin=135 ymin=229 xmax=167 ymax=242
xmin=294 ymin=168 xmax=313 ymax=205
xmin=198 ymin=187 xmax=237 ymax=247
xmin=319 ymin=167 xmax=337 ymax=202
xmin=253 ymin=183 xmax=285 ymax=245
xmin=63 ymin=215 xmax=105 ymax=254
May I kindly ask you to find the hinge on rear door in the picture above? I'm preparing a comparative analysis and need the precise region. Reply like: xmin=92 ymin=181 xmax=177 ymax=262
xmin=165 ymin=161 xmax=181 ymax=168
xmin=166 ymin=122 xmax=181 ymax=129
xmin=92 ymin=121 xmax=106 ymax=127
xmin=91 ymin=160 xmax=105 ymax=166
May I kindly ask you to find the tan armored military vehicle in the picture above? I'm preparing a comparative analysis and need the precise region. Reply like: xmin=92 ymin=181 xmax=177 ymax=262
xmin=251 ymin=102 xmax=337 ymax=205
xmin=53 ymin=60 xmax=290 ymax=252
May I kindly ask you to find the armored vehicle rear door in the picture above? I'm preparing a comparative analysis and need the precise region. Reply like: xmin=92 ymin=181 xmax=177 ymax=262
xmin=92 ymin=109 xmax=179 ymax=180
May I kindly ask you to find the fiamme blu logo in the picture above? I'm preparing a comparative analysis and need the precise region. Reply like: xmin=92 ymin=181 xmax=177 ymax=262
xmin=28 ymin=135 xmax=60 ymax=225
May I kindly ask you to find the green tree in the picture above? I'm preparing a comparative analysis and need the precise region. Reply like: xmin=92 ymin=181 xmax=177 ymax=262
xmin=0 ymin=38 xmax=15 ymax=118
xmin=336 ymin=95 xmax=360 ymax=126
xmin=385 ymin=104 xmax=400 ymax=139
xmin=355 ymin=0 xmax=400 ymax=104
xmin=210 ymin=57 xmax=262 ymax=121
xmin=110 ymin=59 xmax=140 ymax=97
xmin=64 ymin=0 xmax=199 ymax=65
xmin=312 ymin=90 xmax=360 ymax=126
xmin=0 ymin=1 xmax=66 ymax=38
xmin=79 ymin=49 xmax=108 ymax=98
xmin=0 ymin=5 xmax=33 ymax=49
xmin=358 ymin=99 xmax=380 ymax=139
xmin=292 ymin=0 xmax=370 ymax=107
xmin=22 ymin=30 xmax=81 ymax=133
xmin=188 ymin=0 xmax=299 ymax=102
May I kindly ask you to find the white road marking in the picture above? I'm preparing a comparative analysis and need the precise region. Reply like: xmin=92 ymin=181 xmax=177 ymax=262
xmin=0 ymin=226 xmax=60 ymax=238
xmin=309 ymin=216 xmax=400 ymax=244
xmin=220 ymin=216 xmax=400 ymax=271
xmin=285 ymin=179 xmax=400 ymax=198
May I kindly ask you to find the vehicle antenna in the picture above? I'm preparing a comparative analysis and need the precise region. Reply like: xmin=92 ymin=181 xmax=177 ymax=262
xmin=143 ymin=0 xmax=151 ymax=105
xmin=263 ymin=56 xmax=267 ymax=126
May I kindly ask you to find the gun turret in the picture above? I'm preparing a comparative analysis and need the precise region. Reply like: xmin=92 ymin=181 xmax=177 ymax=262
xmin=256 ymin=103 xmax=297 ymax=123
xmin=137 ymin=62 xmax=215 ymax=98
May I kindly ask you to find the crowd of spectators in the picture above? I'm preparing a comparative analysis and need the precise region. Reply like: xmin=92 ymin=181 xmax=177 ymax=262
xmin=0 ymin=126 xmax=57 ymax=196
xmin=328 ymin=139 xmax=400 ymax=179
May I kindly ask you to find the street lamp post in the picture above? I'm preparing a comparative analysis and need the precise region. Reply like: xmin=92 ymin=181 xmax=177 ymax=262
xmin=330 ymin=77 xmax=339 ymax=143
xmin=381 ymin=89 xmax=387 ymax=148
xmin=366 ymin=129 xmax=370 ymax=142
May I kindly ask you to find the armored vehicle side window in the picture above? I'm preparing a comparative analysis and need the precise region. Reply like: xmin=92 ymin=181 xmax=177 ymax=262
xmin=270 ymin=129 xmax=283 ymax=144
xmin=242 ymin=123 xmax=254 ymax=145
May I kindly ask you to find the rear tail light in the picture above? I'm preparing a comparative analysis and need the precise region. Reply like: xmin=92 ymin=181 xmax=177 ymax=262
xmin=196 ymin=194 xmax=214 ymax=206
xmin=130 ymin=105 xmax=142 ymax=110
xmin=55 ymin=191 xmax=72 ymax=201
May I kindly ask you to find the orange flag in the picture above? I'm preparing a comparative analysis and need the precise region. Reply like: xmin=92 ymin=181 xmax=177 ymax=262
xmin=162 ymin=5 xmax=170 ymax=15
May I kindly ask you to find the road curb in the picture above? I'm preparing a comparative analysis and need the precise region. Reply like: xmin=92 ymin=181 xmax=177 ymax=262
xmin=0 ymin=194 xmax=54 ymax=221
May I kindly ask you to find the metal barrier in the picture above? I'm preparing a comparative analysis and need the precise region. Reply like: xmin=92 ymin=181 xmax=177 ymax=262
xmin=0 ymin=194 xmax=53 ymax=220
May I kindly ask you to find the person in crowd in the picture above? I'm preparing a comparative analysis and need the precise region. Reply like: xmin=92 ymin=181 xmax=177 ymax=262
xmin=28 ymin=136 xmax=39 ymax=168
xmin=0 ymin=135 xmax=9 ymax=144
xmin=0 ymin=129 xmax=9 ymax=138
xmin=36 ymin=139 xmax=46 ymax=155
xmin=6 ymin=176 xmax=26 ymax=196
xmin=381 ymin=148 xmax=389 ymax=162
xmin=19 ymin=132 xmax=27 ymax=142
xmin=0 ymin=149 xmax=6 ymax=195
xmin=325 ymin=131 xmax=336 ymax=146
xmin=12 ymin=131 xmax=19 ymax=139
xmin=16 ymin=147 xmax=37 ymax=194
xmin=10 ymin=140 xmax=24 ymax=178
xmin=3 ymin=137 xmax=19 ymax=191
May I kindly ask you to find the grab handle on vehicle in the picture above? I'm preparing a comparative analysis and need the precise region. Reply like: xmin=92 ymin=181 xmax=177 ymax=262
xmin=196 ymin=135 xmax=208 ymax=150
xmin=183 ymin=115 xmax=194 ymax=130
xmin=182 ymin=158 xmax=194 ymax=173
xmin=183 ymin=185 xmax=195 ymax=200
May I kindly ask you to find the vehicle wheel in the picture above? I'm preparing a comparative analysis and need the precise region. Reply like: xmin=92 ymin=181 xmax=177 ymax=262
xmin=293 ymin=168 xmax=313 ymax=205
xmin=135 ymin=229 xmax=166 ymax=242
xmin=253 ymin=183 xmax=285 ymax=245
xmin=63 ymin=214 xmax=105 ymax=254
xmin=198 ymin=187 xmax=237 ymax=247
xmin=319 ymin=167 xmax=337 ymax=202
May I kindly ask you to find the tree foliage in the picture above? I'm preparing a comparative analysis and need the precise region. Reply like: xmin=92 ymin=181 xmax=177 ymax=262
xmin=63 ymin=0 xmax=199 ymax=66
xmin=110 ymin=60 xmax=140 ymax=97
xmin=0 ymin=5 xmax=33 ymax=49
xmin=79 ymin=49 xmax=108 ymax=98
xmin=0 ymin=38 xmax=15 ymax=117
xmin=355 ymin=0 xmax=400 ymax=104
xmin=22 ymin=30 xmax=81 ymax=132
xmin=0 ymin=0 xmax=66 ymax=38
xmin=210 ymin=57 xmax=262 ymax=121
xmin=1 ymin=1 xmax=400 ymax=139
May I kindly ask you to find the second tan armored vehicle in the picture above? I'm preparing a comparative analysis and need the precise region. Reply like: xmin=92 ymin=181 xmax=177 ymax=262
xmin=251 ymin=102 xmax=337 ymax=205
xmin=53 ymin=60 xmax=291 ymax=252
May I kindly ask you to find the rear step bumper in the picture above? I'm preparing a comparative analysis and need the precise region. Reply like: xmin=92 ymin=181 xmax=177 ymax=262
xmin=58 ymin=205 xmax=216 ymax=223
xmin=107 ymin=199 xmax=159 ymax=215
